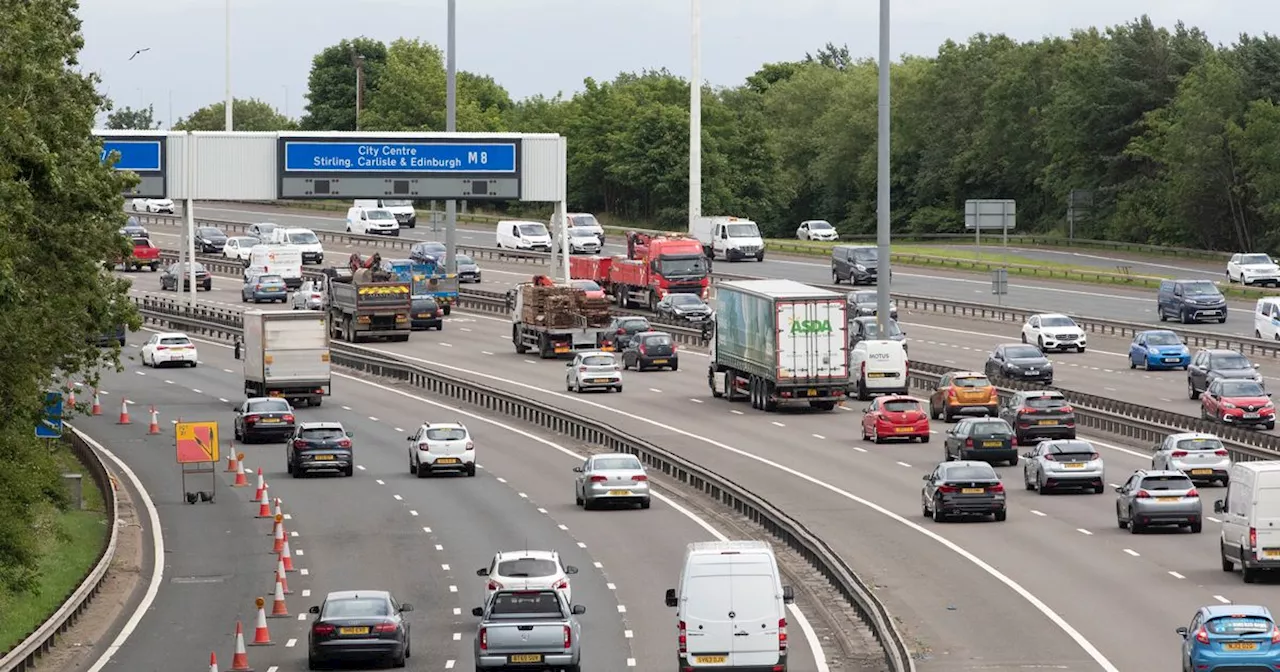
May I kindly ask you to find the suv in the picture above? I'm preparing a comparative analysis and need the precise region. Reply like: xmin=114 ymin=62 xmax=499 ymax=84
xmin=407 ymin=422 xmax=475 ymax=477
xmin=929 ymin=371 xmax=997 ymax=422
xmin=1187 ymin=348 xmax=1262 ymax=399
xmin=602 ymin=316 xmax=650 ymax=350
xmin=1115 ymin=469 xmax=1203 ymax=533
xmin=831 ymin=245 xmax=880 ymax=285
xmin=287 ymin=422 xmax=354 ymax=478
xmin=1158 ymin=279 xmax=1227 ymax=324
xmin=999 ymin=390 xmax=1076 ymax=444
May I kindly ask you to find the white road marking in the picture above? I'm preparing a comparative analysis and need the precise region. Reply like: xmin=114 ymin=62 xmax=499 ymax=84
xmin=440 ymin=342 xmax=453 ymax=347
xmin=577 ymin=541 xmax=587 ymax=548
xmin=853 ymin=446 xmax=868 ymax=453
xmin=624 ymin=629 xmax=633 ymax=638
xmin=356 ymin=465 xmax=366 ymax=471
xmin=442 ymin=563 xmax=451 ymax=571
xmin=192 ymin=388 xmax=202 ymax=394
xmin=1169 ymin=571 xmax=1186 ymax=579
xmin=771 ymin=421 xmax=785 ymax=427
xmin=341 ymin=405 xmax=352 ymax=410
xmin=453 ymin=607 xmax=461 ymax=615
xmin=627 ymin=659 xmax=636 ymax=667
xmin=537 ymin=507 xmax=548 ymax=514
xmin=649 ymin=388 xmax=663 ymax=393
xmin=164 ymin=379 xmax=174 ymax=384
xmin=1030 ymin=510 xmax=1046 ymax=517
xmin=1076 ymin=529 xmax=1092 ymax=535
xmin=730 ymin=410 xmax=743 ymax=415
xmin=482 ymin=351 xmax=494 ymax=355
xmin=1123 ymin=549 xmax=1140 ymax=557
xmin=449 ymin=585 xmax=457 ymax=593
xmin=1214 ymin=595 xmax=1231 ymax=604
xmin=302 ymin=589 xmax=311 ymax=597
xmin=895 ymin=461 xmax=912 ymax=468
xmin=300 ymin=568 xmax=309 ymax=575
xmin=435 ymin=544 xmax=444 ymax=551
xmin=607 ymin=583 xmax=616 ymax=590
xmin=558 ymin=524 xmax=568 ymax=530
xmin=690 ymin=398 xmax=703 ymax=403
xmin=393 ymin=494 xmax=402 ymax=501
xmin=409 ymin=510 xmax=419 ymax=516
xmin=593 ymin=562 xmax=603 ymax=569
xmin=617 ymin=605 xmax=627 ymax=613
xmin=445 ymin=661 xmax=455 ymax=670
xmin=376 ymin=479 xmax=385 ymax=485
xmin=297 ymin=613 xmax=306 ymax=621
xmin=518 ymin=492 xmax=528 ymax=498
xmin=423 ymin=527 xmax=433 ymax=533
xmin=368 ymin=416 xmax=379 ymax=422
xmin=452 ymin=633 xmax=461 ymax=641
xmin=1207 ymin=516 xmax=1221 ymax=523
xmin=496 ymin=477 xmax=507 ymax=483
xmin=285 ymin=638 xmax=296 ymax=648
xmin=812 ymin=434 xmax=825 ymax=439
xmin=218 ymin=397 xmax=229 ymax=403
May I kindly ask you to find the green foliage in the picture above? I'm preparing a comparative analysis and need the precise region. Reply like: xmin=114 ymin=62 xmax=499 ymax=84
xmin=300 ymin=37 xmax=388 ymax=131
xmin=105 ymin=104 xmax=160 ymax=130
xmin=173 ymin=98 xmax=296 ymax=132
xmin=0 ymin=0 xmax=140 ymax=594
xmin=361 ymin=38 xmax=511 ymax=133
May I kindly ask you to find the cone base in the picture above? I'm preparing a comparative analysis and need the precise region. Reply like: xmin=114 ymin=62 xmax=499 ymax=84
xmin=267 ymin=613 xmax=290 ymax=619
xmin=247 ymin=641 xmax=273 ymax=646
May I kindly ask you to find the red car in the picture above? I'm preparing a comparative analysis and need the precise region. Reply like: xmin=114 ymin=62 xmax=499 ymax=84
xmin=1200 ymin=378 xmax=1275 ymax=429
xmin=861 ymin=395 xmax=931 ymax=443
xmin=571 ymin=279 xmax=606 ymax=300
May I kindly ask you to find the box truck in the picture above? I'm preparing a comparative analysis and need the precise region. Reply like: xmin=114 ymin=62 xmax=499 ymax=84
xmin=241 ymin=309 xmax=331 ymax=406
xmin=708 ymin=279 xmax=849 ymax=411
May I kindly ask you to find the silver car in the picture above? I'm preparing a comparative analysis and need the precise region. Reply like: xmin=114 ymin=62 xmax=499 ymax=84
xmin=1021 ymin=439 xmax=1105 ymax=494
xmin=573 ymin=453 xmax=650 ymax=509
xmin=1115 ymin=469 xmax=1203 ymax=534
xmin=291 ymin=279 xmax=325 ymax=310
xmin=1152 ymin=432 xmax=1231 ymax=486
xmin=565 ymin=351 xmax=622 ymax=393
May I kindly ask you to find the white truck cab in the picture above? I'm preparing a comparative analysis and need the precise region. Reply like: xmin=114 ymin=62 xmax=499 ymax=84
xmin=691 ymin=216 xmax=765 ymax=262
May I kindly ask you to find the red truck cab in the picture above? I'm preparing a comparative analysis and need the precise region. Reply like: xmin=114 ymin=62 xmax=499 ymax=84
xmin=570 ymin=233 xmax=709 ymax=310
xmin=124 ymin=237 xmax=161 ymax=272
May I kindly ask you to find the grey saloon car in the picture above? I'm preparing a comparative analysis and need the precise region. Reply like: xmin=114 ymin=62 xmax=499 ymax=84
xmin=921 ymin=460 xmax=1007 ymax=522
xmin=573 ymin=453 xmax=651 ymax=509
xmin=1115 ymin=469 xmax=1203 ymax=533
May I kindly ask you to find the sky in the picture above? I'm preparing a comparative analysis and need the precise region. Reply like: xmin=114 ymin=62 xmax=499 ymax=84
xmin=76 ymin=0 xmax=1266 ymax=127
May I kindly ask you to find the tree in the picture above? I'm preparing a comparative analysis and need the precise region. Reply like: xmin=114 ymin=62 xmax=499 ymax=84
xmin=105 ymin=104 xmax=160 ymax=129
xmin=300 ymin=37 xmax=388 ymax=131
xmin=0 ymin=0 xmax=140 ymax=595
xmin=361 ymin=39 xmax=514 ymax=133
xmin=173 ymin=98 xmax=295 ymax=131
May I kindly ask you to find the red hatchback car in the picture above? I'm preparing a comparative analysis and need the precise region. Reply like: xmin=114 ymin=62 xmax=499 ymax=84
xmin=861 ymin=395 xmax=931 ymax=443
xmin=1200 ymin=378 xmax=1276 ymax=429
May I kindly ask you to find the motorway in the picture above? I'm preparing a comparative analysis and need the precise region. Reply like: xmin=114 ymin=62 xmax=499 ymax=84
xmin=80 ymin=328 xmax=826 ymax=671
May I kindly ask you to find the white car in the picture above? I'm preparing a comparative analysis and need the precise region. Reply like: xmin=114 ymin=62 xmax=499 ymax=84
xmin=1227 ymin=253 xmax=1280 ymax=286
xmin=406 ymin=422 xmax=475 ymax=477
xmin=222 ymin=236 xmax=259 ymax=262
xmin=565 ymin=351 xmax=622 ymax=393
xmin=140 ymin=332 xmax=198 ymax=368
xmin=346 ymin=206 xmax=400 ymax=236
xmin=1021 ymin=313 xmax=1087 ymax=352
xmin=476 ymin=550 xmax=578 ymax=606
xmin=130 ymin=198 xmax=175 ymax=214
xmin=796 ymin=219 xmax=838 ymax=241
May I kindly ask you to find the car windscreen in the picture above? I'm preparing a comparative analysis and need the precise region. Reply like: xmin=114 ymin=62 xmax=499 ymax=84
xmin=288 ymin=231 xmax=319 ymax=244
xmin=367 ymin=210 xmax=395 ymax=220
xmin=299 ymin=427 xmax=345 ymax=440
xmin=849 ymin=291 xmax=875 ymax=304
xmin=496 ymin=559 xmax=557 ymax=578
xmin=159 ymin=337 xmax=191 ymax=346
xmin=457 ymin=255 xmax=474 ymax=265
xmin=572 ymin=280 xmax=601 ymax=291
xmin=424 ymin=427 xmax=467 ymax=441
xmin=1182 ymin=281 xmax=1220 ymax=296
xmin=943 ymin=465 xmax=997 ymax=481
xmin=569 ymin=214 xmax=599 ymax=228
xmin=593 ymin=456 xmax=642 ymax=470
xmin=669 ymin=295 xmax=702 ymax=306
xmin=726 ymin=223 xmax=759 ymax=237
xmin=1025 ymin=395 xmax=1068 ymax=409
xmin=619 ymin=319 xmax=648 ymax=332
xmin=248 ymin=399 xmax=290 ymax=413
xmin=323 ymin=598 xmax=389 ymax=618
xmin=1145 ymin=332 xmax=1181 ymax=346
xmin=1240 ymin=254 xmax=1274 ymax=266
xmin=518 ymin=224 xmax=548 ymax=237
xmin=489 ymin=592 xmax=561 ymax=617
xmin=569 ymin=228 xmax=596 ymax=237
xmin=807 ymin=221 xmax=833 ymax=229
xmin=582 ymin=355 xmax=614 ymax=367
xmin=952 ymin=376 xmax=990 ymax=388
xmin=198 ymin=228 xmax=224 ymax=237
xmin=1175 ymin=437 xmax=1224 ymax=452
xmin=1138 ymin=475 xmax=1194 ymax=491
xmin=1220 ymin=381 xmax=1266 ymax=397
xmin=859 ymin=321 xmax=901 ymax=338
xmin=1045 ymin=441 xmax=1093 ymax=454
xmin=383 ymin=200 xmax=412 ymax=207
xmin=882 ymin=399 xmax=920 ymax=412
xmin=1040 ymin=316 xmax=1076 ymax=327
xmin=1004 ymin=345 xmax=1043 ymax=359
xmin=256 ymin=275 xmax=284 ymax=284
xmin=968 ymin=421 xmax=1011 ymax=437
xmin=851 ymin=248 xmax=877 ymax=261
xmin=132 ymin=238 xmax=154 ymax=247
xmin=1206 ymin=616 xmax=1273 ymax=635
xmin=1211 ymin=354 xmax=1252 ymax=370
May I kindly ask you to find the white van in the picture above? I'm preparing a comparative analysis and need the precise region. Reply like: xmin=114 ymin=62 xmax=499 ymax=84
xmin=244 ymin=244 xmax=304 ymax=289
xmin=277 ymin=227 xmax=324 ymax=264
xmin=496 ymin=220 xmax=552 ymax=252
xmin=1217 ymin=461 xmax=1280 ymax=583
xmin=1255 ymin=298 xmax=1280 ymax=341
xmin=345 ymin=206 xmax=400 ymax=237
xmin=849 ymin=339 xmax=908 ymax=400
xmin=354 ymin=199 xmax=417 ymax=228
xmin=690 ymin=216 xmax=766 ymax=262
xmin=561 ymin=212 xmax=605 ymax=245
xmin=664 ymin=541 xmax=793 ymax=672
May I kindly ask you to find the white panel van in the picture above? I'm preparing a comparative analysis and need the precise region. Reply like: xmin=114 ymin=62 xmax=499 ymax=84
xmin=496 ymin=220 xmax=552 ymax=252
xmin=664 ymin=541 xmax=793 ymax=671
xmin=1216 ymin=461 xmax=1280 ymax=583
xmin=1255 ymin=298 xmax=1280 ymax=341
xmin=849 ymin=339 xmax=909 ymax=400
xmin=353 ymin=199 xmax=417 ymax=228
xmin=244 ymin=244 xmax=304 ymax=289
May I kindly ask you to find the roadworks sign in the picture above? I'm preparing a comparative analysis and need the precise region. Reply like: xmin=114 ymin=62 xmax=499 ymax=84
xmin=176 ymin=421 xmax=220 ymax=464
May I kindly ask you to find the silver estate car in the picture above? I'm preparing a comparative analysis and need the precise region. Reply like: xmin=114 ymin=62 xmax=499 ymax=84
xmin=573 ymin=453 xmax=650 ymax=510
xmin=1021 ymin=439 xmax=1105 ymax=494
xmin=1115 ymin=469 xmax=1203 ymax=534
xmin=1151 ymin=432 xmax=1232 ymax=486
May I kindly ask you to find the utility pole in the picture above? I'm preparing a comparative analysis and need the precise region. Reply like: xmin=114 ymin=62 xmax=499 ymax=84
xmin=353 ymin=52 xmax=366 ymax=130
xmin=444 ymin=0 xmax=459 ymax=276
xmin=874 ymin=0 xmax=892 ymax=333
xmin=224 ymin=0 xmax=233 ymax=131
xmin=688 ymin=0 xmax=702 ymax=233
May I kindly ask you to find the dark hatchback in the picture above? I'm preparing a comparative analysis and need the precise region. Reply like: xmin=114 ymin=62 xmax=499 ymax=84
xmin=233 ymin=397 xmax=296 ymax=443
xmin=308 ymin=590 xmax=412 ymax=669
xmin=943 ymin=417 xmax=1018 ymax=465
xmin=621 ymin=331 xmax=678 ymax=371
xmin=922 ymin=460 xmax=1007 ymax=522
xmin=288 ymin=422 xmax=354 ymax=478
xmin=195 ymin=226 xmax=227 ymax=253
xmin=985 ymin=343 xmax=1053 ymax=384
xmin=456 ymin=254 xmax=482 ymax=283
xmin=160 ymin=262 xmax=213 ymax=291
xmin=602 ymin=316 xmax=651 ymax=350
xmin=1001 ymin=390 xmax=1076 ymax=443
xmin=410 ymin=296 xmax=444 ymax=330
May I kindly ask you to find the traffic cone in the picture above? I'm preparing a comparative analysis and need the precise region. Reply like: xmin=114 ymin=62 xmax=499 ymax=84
xmin=66 ymin=384 xmax=76 ymax=407
xmin=147 ymin=406 xmax=160 ymax=435
xmin=91 ymin=391 xmax=102 ymax=416
xmin=275 ymin=558 xmax=291 ymax=594
xmin=225 ymin=448 xmax=238 ymax=473
xmin=229 ymin=621 xmax=253 ymax=671
xmin=256 ymin=484 xmax=271 ymax=518
xmin=232 ymin=458 xmax=249 ymax=487
xmin=268 ymin=512 xmax=281 ymax=537
xmin=272 ymin=497 xmax=283 ymax=519
xmin=270 ymin=517 xmax=285 ymax=552
xmin=117 ymin=399 xmax=130 ymax=424
xmin=267 ymin=577 xmax=289 ymax=618
xmin=209 ymin=652 xmax=219 ymax=672
xmin=280 ymin=539 xmax=296 ymax=572
xmin=252 ymin=469 xmax=264 ymax=501
xmin=248 ymin=597 xmax=272 ymax=646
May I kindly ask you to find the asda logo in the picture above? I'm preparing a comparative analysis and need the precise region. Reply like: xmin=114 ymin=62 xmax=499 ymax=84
xmin=789 ymin=319 xmax=833 ymax=335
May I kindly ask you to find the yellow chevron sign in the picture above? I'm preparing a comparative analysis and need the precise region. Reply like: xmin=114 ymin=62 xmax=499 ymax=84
xmin=357 ymin=284 xmax=410 ymax=295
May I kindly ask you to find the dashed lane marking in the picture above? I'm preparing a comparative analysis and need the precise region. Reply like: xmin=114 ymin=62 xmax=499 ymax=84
xmin=730 ymin=410 xmax=744 ymax=415
xmin=771 ymin=421 xmax=785 ymax=427
xmin=1214 ymin=595 xmax=1231 ymax=604
xmin=853 ymin=446 xmax=868 ymax=453
xmin=375 ymin=479 xmax=385 ymax=485
xmin=409 ymin=510 xmax=419 ymax=516
xmin=1030 ymin=510 xmax=1046 ymax=517
xmin=368 ymin=416 xmax=379 ymax=422
xmin=812 ymin=434 xmax=825 ymax=440
xmin=1169 ymin=571 xmax=1186 ymax=579
xmin=690 ymin=398 xmax=703 ymax=403
xmin=452 ymin=633 xmax=461 ymax=641
xmin=1076 ymin=529 xmax=1092 ymax=535
xmin=393 ymin=494 xmax=402 ymax=501
xmin=1123 ymin=549 xmax=1140 ymax=557
xmin=442 ymin=564 xmax=451 ymax=571
xmin=895 ymin=461 xmax=912 ymax=468
xmin=301 ymin=589 xmax=311 ymax=597
xmin=285 ymin=638 xmax=296 ymax=648
xmin=577 ymin=541 xmax=587 ymax=548
xmin=448 ymin=585 xmax=457 ymax=593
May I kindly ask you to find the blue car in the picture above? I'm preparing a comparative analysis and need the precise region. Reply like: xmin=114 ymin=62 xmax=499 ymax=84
xmin=242 ymin=273 xmax=289 ymax=304
xmin=1179 ymin=604 xmax=1280 ymax=671
xmin=1129 ymin=329 xmax=1191 ymax=370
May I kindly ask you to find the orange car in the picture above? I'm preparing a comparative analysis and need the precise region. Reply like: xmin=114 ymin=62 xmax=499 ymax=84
xmin=861 ymin=395 xmax=931 ymax=443
xmin=929 ymin=371 xmax=999 ymax=422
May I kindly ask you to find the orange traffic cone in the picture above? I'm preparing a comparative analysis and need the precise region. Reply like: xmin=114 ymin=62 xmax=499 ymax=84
xmin=272 ymin=497 xmax=283 ymax=519
xmin=209 ymin=651 xmax=219 ymax=672
xmin=229 ymin=621 xmax=253 ymax=671
xmin=248 ymin=597 xmax=272 ymax=646
xmin=91 ymin=390 xmax=102 ymax=416
xmin=267 ymin=577 xmax=289 ymax=618
xmin=280 ymin=539 xmax=296 ymax=572
xmin=147 ymin=406 xmax=160 ymax=435
xmin=232 ymin=458 xmax=249 ymax=487
xmin=268 ymin=512 xmax=282 ymax=538
xmin=270 ymin=517 xmax=285 ymax=552
xmin=252 ymin=469 xmax=264 ymax=501
xmin=117 ymin=399 xmax=131 ymax=424
xmin=66 ymin=384 xmax=76 ymax=407
xmin=275 ymin=558 xmax=291 ymax=594
xmin=225 ymin=447 xmax=238 ymax=473
xmin=256 ymin=484 xmax=271 ymax=518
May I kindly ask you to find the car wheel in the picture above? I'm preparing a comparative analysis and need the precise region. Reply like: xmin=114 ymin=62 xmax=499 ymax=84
xmin=872 ymin=431 xmax=882 ymax=444
xmin=1188 ymin=380 xmax=1198 ymax=400
xmin=931 ymin=496 xmax=946 ymax=522
xmin=922 ymin=496 xmax=931 ymax=517
xmin=409 ymin=456 xmax=417 ymax=474
xmin=1244 ymin=566 xmax=1259 ymax=583
xmin=466 ymin=464 xmax=476 ymax=477
xmin=1020 ymin=333 xmax=1027 ymax=343
xmin=994 ymin=509 xmax=1007 ymax=522
xmin=575 ymin=488 xmax=583 ymax=506
xmin=1129 ymin=519 xmax=1142 ymax=534
xmin=640 ymin=498 xmax=651 ymax=510
xmin=1037 ymin=475 xmax=1049 ymax=495
xmin=1129 ymin=356 xmax=1137 ymax=369
xmin=1190 ymin=522 xmax=1203 ymax=534
xmin=831 ymin=270 xmax=839 ymax=284
xmin=416 ymin=462 xmax=429 ymax=478
xmin=1025 ymin=470 xmax=1035 ymax=490
xmin=1221 ymin=543 xmax=1235 ymax=572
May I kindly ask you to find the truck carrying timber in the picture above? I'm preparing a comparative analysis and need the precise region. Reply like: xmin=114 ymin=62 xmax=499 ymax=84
xmin=241 ymin=309 xmax=331 ymax=406
xmin=506 ymin=276 xmax=613 ymax=358
xmin=569 ymin=232 xmax=709 ymax=311
xmin=707 ymin=278 xmax=850 ymax=411
xmin=322 ymin=253 xmax=412 ymax=343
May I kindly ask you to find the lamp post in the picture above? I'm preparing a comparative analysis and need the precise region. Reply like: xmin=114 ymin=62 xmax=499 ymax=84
xmin=224 ymin=0 xmax=232 ymax=131
xmin=444 ymin=0 xmax=459 ymax=277
xmin=874 ymin=0 xmax=892 ymax=333
xmin=688 ymin=0 xmax=702 ymax=233
xmin=353 ymin=53 xmax=366 ymax=130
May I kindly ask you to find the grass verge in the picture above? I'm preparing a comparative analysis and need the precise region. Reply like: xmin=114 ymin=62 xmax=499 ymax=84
xmin=0 ymin=448 xmax=108 ymax=653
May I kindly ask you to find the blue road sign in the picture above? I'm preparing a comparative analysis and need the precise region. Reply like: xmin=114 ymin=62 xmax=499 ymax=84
xmin=36 ymin=391 xmax=63 ymax=439
xmin=100 ymin=140 xmax=163 ymax=172
xmin=282 ymin=141 xmax=517 ymax=174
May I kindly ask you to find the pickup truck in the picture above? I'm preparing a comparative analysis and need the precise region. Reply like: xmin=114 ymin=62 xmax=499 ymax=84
xmin=471 ymin=589 xmax=585 ymax=671
xmin=121 ymin=237 xmax=160 ymax=272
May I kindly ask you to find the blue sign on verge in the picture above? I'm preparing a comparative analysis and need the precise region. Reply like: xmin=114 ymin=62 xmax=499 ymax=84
xmin=282 ymin=141 xmax=517 ymax=174
xmin=100 ymin=140 xmax=163 ymax=172
xmin=36 ymin=391 xmax=63 ymax=439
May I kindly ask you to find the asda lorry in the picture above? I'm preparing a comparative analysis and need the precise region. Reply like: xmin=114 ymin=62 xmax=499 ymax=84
xmin=707 ymin=279 xmax=849 ymax=411
xmin=241 ymin=309 xmax=331 ymax=406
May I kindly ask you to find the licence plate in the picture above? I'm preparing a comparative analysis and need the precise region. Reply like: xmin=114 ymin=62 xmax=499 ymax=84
xmin=259 ymin=418 xmax=280 ymax=423
xmin=338 ymin=626 xmax=369 ymax=635
xmin=1225 ymin=642 xmax=1258 ymax=651
xmin=509 ymin=654 xmax=543 ymax=663
xmin=1037 ymin=420 xmax=1057 ymax=425
xmin=416 ymin=313 xmax=431 ymax=318
xmin=961 ymin=488 xmax=984 ymax=494
xmin=867 ymin=372 xmax=889 ymax=378
xmin=1244 ymin=412 xmax=1260 ymax=419
xmin=807 ymin=389 xmax=818 ymax=397
xmin=170 ymin=356 xmax=185 ymax=360
xmin=1065 ymin=463 xmax=1085 ymax=469
xmin=1157 ymin=496 xmax=1179 ymax=502
xmin=1025 ymin=369 xmax=1037 ymax=374
xmin=608 ymin=490 xmax=630 ymax=495
xmin=1263 ymin=549 xmax=1280 ymax=558
xmin=1191 ymin=469 xmax=1213 ymax=475
xmin=895 ymin=426 xmax=913 ymax=433
xmin=652 ymin=359 xmax=668 ymax=364
xmin=436 ymin=458 xmax=460 ymax=464
xmin=312 ymin=455 xmax=334 ymax=461
xmin=694 ymin=656 xmax=726 ymax=664
xmin=1164 ymin=357 xmax=1180 ymax=363
xmin=590 ymin=378 xmax=610 ymax=384
xmin=554 ymin=346 xmax=569 ymax=353
xmin=982 ymin=441 xmax=1003 ymax=447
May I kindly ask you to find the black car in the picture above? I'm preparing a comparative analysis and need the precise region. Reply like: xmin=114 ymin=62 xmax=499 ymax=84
xmin=1187 ymin=348 xmax=1262 ymax=399
xmin=160 ymin=262 xmax=212 ymax=291
xmin=288 ymin=421 xmax=354 ymax=477
xmin=943 ymin=417 xmax=1018 ymax=465
xmin=195 ymin=226 xmax=228 ymax=253
xmin=409 ymin=241 xmax=446 ymax=263
xmin=602 ymin=316 xmax=650 ymax=350
xmin=308 ymin=590 xmax=412 ymax=669
xmin=845 ymin=289 xmax=898 ymax=320
xmin=119 ymin=216 xmax=148 ymax=238
xmin=93 ymin=324 xmax=127 ymax=347
xmin=1000 ymin=390 xmax=1076 ymax=443
xmin=233 ymin=397 xmax=296 ymax=443
xmin=621 ymin=331 xmax=678 ymax=371
xmin=456 ymin=254 xmax=481 ymax=283
xmin=849 ymin=316 xmax=907 ymax=353
xmin=985 ymin=343 xmax=1053 ymax=384
xmin=921 ymin=460 xmax=1007 ymax=522
xmin=655 ymin=294 xmax=712 ymax=322
xmin=410 ymin=296 xmax=444 ymax=330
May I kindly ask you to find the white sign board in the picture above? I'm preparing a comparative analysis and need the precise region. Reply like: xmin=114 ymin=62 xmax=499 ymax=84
xmin=965 ymin=199 xmax=1016 ymax=231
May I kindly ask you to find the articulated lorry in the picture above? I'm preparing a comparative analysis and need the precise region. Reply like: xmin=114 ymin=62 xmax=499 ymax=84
xmin=707 ymin=279 xmax=849 ymax=411
xmin=507 ymin=276 xmax=613 ymax=358
xmin=241 ymin=309 xmax=331 ymax=406
xmin=323 ymin=253 xmax=412 ymax=343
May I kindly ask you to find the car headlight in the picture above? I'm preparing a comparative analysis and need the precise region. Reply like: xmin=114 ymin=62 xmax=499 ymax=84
xmin=1222 ymin=401 xmax=1237 ymax=409
xmin=855 ymin=264 xmax=866 ymax=271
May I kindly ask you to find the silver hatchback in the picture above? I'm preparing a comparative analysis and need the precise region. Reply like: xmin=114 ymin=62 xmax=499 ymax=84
xmin=573 ymin=453 xmax=650 ymax=509
xmin=1115 ymin=469 xmax=1203 ymax=534
xmin=1022 ymin=439 xmax=1105 ymax=494
xmin=1151 ymin=432 xmax=1231 ymax=486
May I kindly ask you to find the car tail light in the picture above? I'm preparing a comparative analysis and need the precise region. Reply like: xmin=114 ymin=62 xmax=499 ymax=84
xmin=578 ymin=366 xmax=588 ymax=372
xmin=337 ymin=439 xmax=352 ymax=448
xmin=639 ymin=345 xmax=647 ymax=355
xmin=1089 ymin=453 xmax=1100 ymax=460
xmin=1043 ymin=454 xmax=1056 ymax=461
xmin=479 ymin=627 xmax=488 ymax=651
xmin=312 ymin=293 xmax=322 ymax=299
xmin=590 ymin=475 xmax=607 ymax=483
xmin=937 ymin=485 xmax=959 ymax=493
xmin=1135 ymin=490 xmax=1151 ymax=499
xmin=1251 ymin=527 xmax=1258 ymax=549
xmin=465 ymin=441 xmax=475 ymax=451
xmin=487 ymin=580 xmax=502 ymax=591
xmin=255 ymin=284 xmax=262 ymax=290
xmin=245 ymin=415 xmax=258 ymax=424
xmin=678 ymin=621 xmax=687 ymax=654
xmin=553 ymin=579 xmax=568 ymax=591
xmin=563 ymin=624 xmax=572 ymax=649
xmin=903 ymin=359 xmax=909 ymax=371
xmin=1215 ymin=449 xmax=1229 ymax=457
xmin=1061 ymin=406 xmax=1073 ymax=413
xmin=1171 ymin=450 xmax=1188 ymax=458
xmin=988 ymin=482 xmax=1005 ymax=493
xmin=313 ymin=624 xmax=334 ymax=635
xmin=947 ymin=388 xmax=957 ymax=398
xmin=778 ymin=618 xmax=788 ymax=651
xmin=293 ymin=440 xmax=307 ymax=449
xmin=1195 ymin=626 xmax=1210 ymax=645
xmin=861 ymin=361 xmax=866 ymax=377
xmin=964 ymin=438 xmax=973 ymax=448
xmin=1271 ymin=625 xmax=1280 ymax=644
xmin=1186 ymin=489 xmax=1199 ymax=498
xmin=283 ymin=414 xmax=295 ymax=423
xmin=671 ymin=343 xmax=678 ymax=351
xmin=1019 ymin=407 xmax=1035 ymax=414
xmin=632 ymin=475 xmax=648 ymax=482
xmin=373 ymin=623 xmax=397 ymax=633
xmin=617 ymin=328 xmax=626 ymax=335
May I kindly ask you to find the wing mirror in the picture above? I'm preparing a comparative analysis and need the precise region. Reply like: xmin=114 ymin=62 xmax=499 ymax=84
xmin=571 ymin=605 xmax=587 ymax=615
xmin=1214 ymin=500 xmax=1226 ymax=514
xmin=664 ymin=588 xmax=677 ymax=607
xmin=308 ymin=605 xmax=320 ymax=614
xmin=1114 ymin=486 xmax=1125 ymax=493
xmin=345 ymin=431 xmax=353 ymax=437
xmin=1176 ymin=626 xmax=1189 ymax=638
xmin=1255 ymin=363 xmax=1261 ymax=369
xmin=572 ymin=466 xmax=583 ymax=473
xmin=407 ymin=436 xmax=414 ymax=441
xmin=566 ymin=362 xmax=573 ymax=367
xmin=471 ymin=607 xmax=484 ymax=617
xmin=1022 ymin=452 xmax=1034 ymax=458
xmin=921 ymin=474 xmax=930 ymax=481
xmin=782 ymin=585 xmax=795 ymax=604
xmin=475 ymin=567 xmax=489 ymax=576
xmin=400 ymin=603 xmax=414 ymax=612
xmin=565 ymin=565 xmax=579 ymax=575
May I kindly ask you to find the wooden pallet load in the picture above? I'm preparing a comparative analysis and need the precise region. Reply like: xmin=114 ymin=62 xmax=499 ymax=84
xmin=578 ymin=295 xmax=612 ymax=327
xmin=521 ymin=284 xmax=577 ymax=328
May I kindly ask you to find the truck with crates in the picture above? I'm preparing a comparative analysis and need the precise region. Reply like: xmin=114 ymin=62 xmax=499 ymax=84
xmin=322 ymin=253 xmax=412 ymax=343
xmin=506 ymin=276 xmax=613 ymax=358
xmin=241 ymin=309 xmax=331 ymax=406
xmin=707 ymin=279 xmax=849 ymax=411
